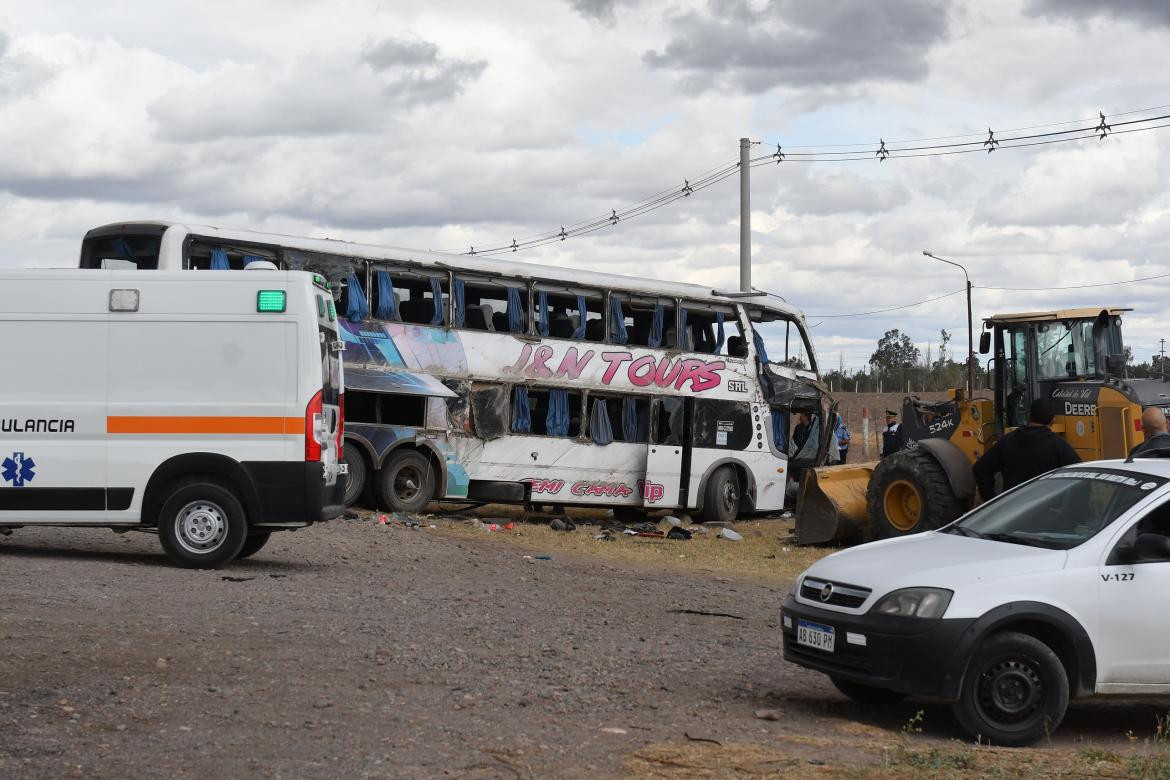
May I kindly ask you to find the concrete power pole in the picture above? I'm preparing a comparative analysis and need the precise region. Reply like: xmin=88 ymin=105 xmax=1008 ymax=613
xmin=739 ymin=137 xmax=751 ymax=293
xmin=1161 ymin=339 xmax=1167 ymax=378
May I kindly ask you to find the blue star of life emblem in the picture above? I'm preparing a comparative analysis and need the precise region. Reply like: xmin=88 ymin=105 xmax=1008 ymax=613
xmin=1 ymin=452 xmax=36 ymax=487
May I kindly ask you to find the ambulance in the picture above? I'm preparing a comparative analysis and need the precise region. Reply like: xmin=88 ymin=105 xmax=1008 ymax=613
xmin=0 ymin=267 xmax=345 ymax=567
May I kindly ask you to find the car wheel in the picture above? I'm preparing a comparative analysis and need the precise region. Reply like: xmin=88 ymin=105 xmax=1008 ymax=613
xmin=831 ymin=676 xmax=908 ymax=705
xmin=700 ymin=466 xmax=739 ymax=524
xmin=952 ymin=631 xmax=1069 ymax=746
xmin=342 ymin=449 xmax=369 ymax=507
xmin=235 ymin=532 xmax=272 ymax=560
xmin=867 ymin=448 xmax=965 ymax=538
xmin=377 ymin=450 xmax=436 ymax=514
xmin=158 ymin=481 xmax=248 ymax=569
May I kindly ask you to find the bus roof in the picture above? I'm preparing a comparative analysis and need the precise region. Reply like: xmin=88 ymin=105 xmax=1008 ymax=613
xmin=85 ymin=220 xmax=807 ymax=322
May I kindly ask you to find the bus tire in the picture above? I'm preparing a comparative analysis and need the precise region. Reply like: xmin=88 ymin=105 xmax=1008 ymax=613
xmin=377 ymin=450 xmax=435 ymax=514
xmin=235 ymin=532 xmax=272 ymax=560
xmin=158 ymin=481 xmax=248 ymax=569
xmin=867 ymin=448 xmax=963 ymax=538
xmin=700 ymin=466 xmax=739 ymax=524
xmin=342 ymin=449 xmax=369 ymax=507
xmin=951 ymin=631 xmax=1069 ymax=746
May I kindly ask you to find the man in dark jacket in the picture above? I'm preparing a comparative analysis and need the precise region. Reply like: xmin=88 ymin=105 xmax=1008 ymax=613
xmin=973 ymin=398 xmax=1080 ymax=500
xmin=881 ymin=409 xmax=905 ymax=457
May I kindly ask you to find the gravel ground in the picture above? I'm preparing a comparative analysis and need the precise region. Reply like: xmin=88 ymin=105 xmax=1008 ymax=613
xmin=2 ymin=517 xmax=1166 ymax=779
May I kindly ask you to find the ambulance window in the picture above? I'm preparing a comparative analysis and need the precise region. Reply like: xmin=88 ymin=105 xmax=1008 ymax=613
xmin=319 ymin=323 xmax=341 ymax=407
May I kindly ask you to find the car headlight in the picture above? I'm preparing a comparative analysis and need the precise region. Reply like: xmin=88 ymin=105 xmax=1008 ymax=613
xmin=787 ymin=577 xmax=800 ymax=597
xmin=871 ymin=587 xmax=953 ymax=619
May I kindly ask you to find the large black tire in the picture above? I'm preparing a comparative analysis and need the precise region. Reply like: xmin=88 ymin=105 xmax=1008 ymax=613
xmin=157 ymin=481 xmax=248 ymax=569
xmin=831 ymin=677 xmax=908 ymax=706
xmin=341 ymin=449 xmax=369 ymax=507
xmin=235 ymin=532 xmax=272 ymax=560
xmin=700 ymin=466 xmax=739 ymax=524
xmin=952 ymin=631 xmax=1069 ymax=746
xmin=377 ymin=449 xmax=436 ymax=514
xmin=867 ymin=448 xmax=964 ymax=538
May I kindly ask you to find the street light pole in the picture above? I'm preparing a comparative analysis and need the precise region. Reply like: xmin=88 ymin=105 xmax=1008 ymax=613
xmin=923 ymin=251 xmax=974 ymax=399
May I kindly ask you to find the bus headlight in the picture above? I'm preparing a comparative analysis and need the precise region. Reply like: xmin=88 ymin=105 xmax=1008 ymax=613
xmin=872 ymin=588 xmax=953 ymax=619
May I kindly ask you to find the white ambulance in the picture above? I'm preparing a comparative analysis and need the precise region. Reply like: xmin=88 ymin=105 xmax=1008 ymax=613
xmin=0 ymin=268 xmax=345 ymax=568
xmin=782 ymin=457 xmax=1170 ymax=746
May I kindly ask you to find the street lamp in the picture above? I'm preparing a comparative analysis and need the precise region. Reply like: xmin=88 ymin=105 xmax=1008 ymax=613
xmin=922 ymin=251 xmax=974 ymax=399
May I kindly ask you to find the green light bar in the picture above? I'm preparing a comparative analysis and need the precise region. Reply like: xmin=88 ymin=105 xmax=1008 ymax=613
xmin=327 ymin=300 xmax=336 ymax=321
xmin=317 ymin=295 xmax=326 ymax=317
xmin=257 ymin=290 xmax=287 ymax=312
xmin=312 ymin=273 xmax=327 ymax=289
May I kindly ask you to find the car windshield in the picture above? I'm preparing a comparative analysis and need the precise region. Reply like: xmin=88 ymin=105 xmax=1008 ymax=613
xmin=945 ymin=468 xmax=1165 ymax=550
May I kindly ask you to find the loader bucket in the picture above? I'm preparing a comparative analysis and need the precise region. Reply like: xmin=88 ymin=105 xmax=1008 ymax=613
xmin=794 ymin=463 xmax=876 ymax=545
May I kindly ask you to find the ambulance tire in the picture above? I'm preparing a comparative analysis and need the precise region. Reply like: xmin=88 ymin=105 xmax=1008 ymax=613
xmin=235 ymin=532 xmax=272 ymax=560
xmin=700 ymin=466 xmax=739 ymax=525
xmin=342 ymin=450 xmax=369 ymax=507
xmin=158 ymin=481 xmax=248 ymax=569
xmin=377 ymin=450 xmax=435 ymax=514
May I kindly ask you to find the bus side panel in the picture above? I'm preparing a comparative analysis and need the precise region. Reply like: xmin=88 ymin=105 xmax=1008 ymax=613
xmin=475 ymin=436 xmax=647 ymax=505
xmin=0 ymin=312 xmax=109 ymax=524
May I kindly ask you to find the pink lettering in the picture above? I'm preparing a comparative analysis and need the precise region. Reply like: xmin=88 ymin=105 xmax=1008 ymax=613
xmin=689 ymin=360 xmax=725 ymax=392
xmin=601 ymin=352 xmax=633 ymax=384
xmin=526 ymin=478 xmax=565 ymax=495
xmin=508 ymin=344 xmax=532 ymax=375
xmin=571 ymin=480 xmax=633 ymax=498
xmin=554 ymin=347 xmax=594 ymax=380
xmin=637 ymin=479 xmax=665 ymax=502
xmin=627 ymin=356 xmax=657 ymax=386
xmin=526 ymin=345 xmax=555 ymax=379
xmin=653 ymin=357 xmax=682 ymax=388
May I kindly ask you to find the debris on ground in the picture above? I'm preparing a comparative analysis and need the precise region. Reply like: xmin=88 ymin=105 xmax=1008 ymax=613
xmin=666 ymin=526 xmax=692 ymax=540
xmin=718 ymin=528 xmax=743 ymax=542
xmin=549 ymin=517 xmax=576 ymax=532
xmin=669 ymin=608 xmax=745 ymax=620
xmin=754 ymin=709 xmax=783 ymax=721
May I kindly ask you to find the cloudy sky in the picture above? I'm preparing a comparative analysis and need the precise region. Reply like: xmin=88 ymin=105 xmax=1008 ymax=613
xmin=2 ymin=0 xmax=1169 ymax=372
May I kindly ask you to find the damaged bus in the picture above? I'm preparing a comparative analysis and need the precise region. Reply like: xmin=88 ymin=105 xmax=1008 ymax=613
xmin=78 ymin=221 xmax=833 ymax=522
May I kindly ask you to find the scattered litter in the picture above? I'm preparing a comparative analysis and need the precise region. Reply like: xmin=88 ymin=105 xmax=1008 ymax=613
xmin=342 ymin=510 xmax=361 ymax=520
xmin=622 ymin=528 xmax=637 ymax=536
xmin=221 ymin=576 xmax=255 ymax=583
xmin=635 ymin=531 xmax=664 ymax=538
xmin=683 ymin=732 xmax=722 ymax=745
xmin=632 ymin=521 xmax=658 ymax=534
xmin=549 ymin=518 xmax=576 ymax=532
xmin=600 ymin=727 xmax=627 ymax=735
xmin=268 ymin=574 xmax=287 ymax=579
xmin=669 ymin=609 xmax=746 ymax=621
xmin=718 ymin=528 xmax=743 ymax=542
xmin=780 ymin=510 xmax=794 ymax=519
xmin=754 ymin=709 xmax=783 ymax=721
xmin=504 ymin=522 xmax=515 ymax=530
xmin=666 ymin=526 xmax=692 ymax=541
xmin=663 ymin=515 xmax=682 ymax=527
xmin=378 ymin=514 xmax=389 ymax=525
xmin=593 ymin=533 xmax=615 ymax=542
xmin=689 ymin=525 xmax=709 ymax=535
xmin=677 ymin=513 xmax=694 ymax=525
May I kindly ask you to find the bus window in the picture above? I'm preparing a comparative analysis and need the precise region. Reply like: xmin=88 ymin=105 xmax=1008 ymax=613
xmin=652 ymin=398 xmax=685 ymax=446
xmin=692 ymin=399 xmax=751 ymax=449
xmin=455 ymin=275 xmax=528 ymax=333
xmin=587 ymin=394 xmax=649 ymax=444
xmin=186 ymin=239 xmax=280 ymax=270
xmin=470 ymin=384 xmax=509 ymax=440
xmin=534 ymin=284 xmax=605 ymax=341
xmin=609 ymin=294 xmax=676 ymax=349
xmin=80 ymin=235 xmax=162 ymax=270
xmin=681 ymin=302 xmax=741 ymax=355
xmin=377 ymin=270 xmax=449 ymax=326
xmin=512 ymin=387 xmax=583 ymax=437
xmin=747 ymin=307 xmax=816 ymax=372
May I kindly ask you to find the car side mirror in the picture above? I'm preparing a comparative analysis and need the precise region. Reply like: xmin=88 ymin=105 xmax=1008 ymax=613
xmin=1135 ymin=532 xmax=1170 ymax=561
xmin=978 ymin=332 xmax=991 ymax=355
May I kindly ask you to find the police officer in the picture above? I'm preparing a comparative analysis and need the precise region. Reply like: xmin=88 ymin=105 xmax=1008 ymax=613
xmin=881 ymin=409 xmax=905 ymax=457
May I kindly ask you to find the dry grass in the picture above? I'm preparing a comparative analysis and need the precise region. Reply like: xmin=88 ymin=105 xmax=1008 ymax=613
xmin=423 ymin=507 xmax=835 ymax=585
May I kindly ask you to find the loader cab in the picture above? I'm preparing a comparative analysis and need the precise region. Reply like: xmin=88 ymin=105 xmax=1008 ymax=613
xmin=984 ymin=308 xmax=1129 ymax=432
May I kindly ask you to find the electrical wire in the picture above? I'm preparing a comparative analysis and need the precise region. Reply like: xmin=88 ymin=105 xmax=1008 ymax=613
xmin=807 ymin=288 xmax=967 ymax=318
xmin=976 ymin=270 xmax=1170 ymax=291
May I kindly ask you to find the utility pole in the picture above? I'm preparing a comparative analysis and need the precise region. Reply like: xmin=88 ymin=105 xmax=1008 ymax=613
xmin=1161 ymin=339 xmax=1166 ymax=378
xmin=739 ymin=137 xmax=751 ymax=293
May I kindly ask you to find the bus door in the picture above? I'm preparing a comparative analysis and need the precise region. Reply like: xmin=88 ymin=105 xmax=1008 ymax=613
xmin=643 ymin=397 xmax=691 ymax=508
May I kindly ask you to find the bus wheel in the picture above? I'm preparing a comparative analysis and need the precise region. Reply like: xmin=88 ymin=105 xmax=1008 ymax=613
xmin=158 ymin=481 xmax=248 ymax=569
xmin=235 ymin=532 xmax=272 ymax=560
xmin=701 ymin=466 xmax=739 ymax=524
xmin=342 ymin=450 xmax=369 ymax=507
xmin=378 ymin=450 xmax=435 ymax=514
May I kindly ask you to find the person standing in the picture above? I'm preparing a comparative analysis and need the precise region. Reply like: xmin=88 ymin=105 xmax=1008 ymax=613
xmin=792 ymin=412 xmax=812 ymax=453
xmin=881 ymin=409 xmax=905 ymax=457
xmin=973 ymin=398 xmax=1080 ymax=500
xmin=835 ymin=414 xmax=851 ymax=463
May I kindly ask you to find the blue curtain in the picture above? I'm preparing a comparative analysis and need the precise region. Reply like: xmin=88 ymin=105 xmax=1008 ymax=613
xmin=375 ymin=271 xmax=399 ymax=320
xmin=537 ymin=291 xmax=549 ymax=337
xmin=429 ymin=277 xmax=445 ymax=325
xmin=114 ymin=238 xmax=136 ymax=261
xmin=610 ymin=295 xmax=628 ymax=344
xmin=771 ymin=409 xmax=786 ymax=451
xmin=243 ymin=254 xmax=262 ymax=266
xmin=714 ymin=313 xmax=726 ymax=354
xmin=209 ymin=248 xmax=229 ymax=270
xmin=590 ymin=398 xmax=613 ymax=445
xmin=346 ymin=272 xmax=369 ymax=322
xmin=547 ymin=389 xmax=570 ymax=436
xmin=512 ymin=386 xmax=532 ymax=433
xmin=622 ymin=397 xmax=640 ymax=441
xmin=453 ymin=278 xmax=466 ymax=327
xmin=507 ymin=287 xmax=524 ymax=333
xmin=572 ymin=295 xmax=586 ymax=340
xmin=753 ymin=330 xmax=770 ymax=364
xmin=648 ymin=304 xmax=664 ymax=348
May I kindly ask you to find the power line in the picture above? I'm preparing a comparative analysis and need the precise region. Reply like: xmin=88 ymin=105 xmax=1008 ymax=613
xmin=977 ymin=270 xmax=1170 ymax=291
xmin=807 ymin=288 xmax=967 ymax=318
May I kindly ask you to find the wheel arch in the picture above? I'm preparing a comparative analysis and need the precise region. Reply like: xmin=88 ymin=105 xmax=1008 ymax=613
xmin=142 ymin=452 xmax=260 ymax=528
xmin=378 ymin=438 xmax=448 ymax=499
xmin=916 ymin=438 xmax=976 ymax=503
xmin=942 ymin=601 xmax=1097 ymax=700
xmin=693 ymin=457 xmax=757 ymax=514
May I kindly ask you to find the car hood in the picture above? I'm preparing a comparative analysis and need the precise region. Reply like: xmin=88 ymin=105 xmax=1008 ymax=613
xmin=798 ymin=531 xmax=1066 ymax=599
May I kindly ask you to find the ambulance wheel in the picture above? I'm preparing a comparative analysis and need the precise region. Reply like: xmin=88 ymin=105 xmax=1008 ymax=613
xmin=235 ymin=532 xmax=272 ymax=560
xmin=158 ymin=481 xmax=248 ymax=569
xmin=341 ymin=450 xmax=369 ymax=507
xmin=378 ymin=450 xmax=435 ymax=514
xmin=700 ymin=466 xmax=739 ymax=524
xmin=952 ymin=631 xmax=1069 ymax=746
xmin=831 ymin=677 xmax=907 ymax=705
xmin=867 ymin=449 xmax=964 ymax=538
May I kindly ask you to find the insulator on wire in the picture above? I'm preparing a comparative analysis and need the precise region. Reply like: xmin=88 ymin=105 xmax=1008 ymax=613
xmin=876 ymin=139 xmax=889 ymax=161
xmin=682 ymin=179 xmax=693 ymax=196
xmin=558 ymin=226 xmax=567 ymax=241
xmin=510 ymin=238 xmax=518 ymax=252
xmin=609 ymin=209 xmax=619 ymax=225
xmin=468 ymin=246 xmax=476 ymax=255
xmin=984 ymin=128 xmax=998 ymax=153
xmin=1095 ymin=111 xmax=1112 ymax=140
xmin=773 ymin=143 xmax=785 ymax=163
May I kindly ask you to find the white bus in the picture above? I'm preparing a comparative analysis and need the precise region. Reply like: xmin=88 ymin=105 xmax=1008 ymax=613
xmin=79 ymin=221 xmax=834 ymax=523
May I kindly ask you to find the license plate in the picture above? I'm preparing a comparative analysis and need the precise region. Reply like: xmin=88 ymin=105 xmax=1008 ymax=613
xmin=797 ymin=619 xmax=835 ymax=652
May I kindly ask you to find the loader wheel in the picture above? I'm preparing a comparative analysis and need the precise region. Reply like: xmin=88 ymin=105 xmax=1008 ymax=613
xmin=867 ymin=449 xmax=964 ymax=538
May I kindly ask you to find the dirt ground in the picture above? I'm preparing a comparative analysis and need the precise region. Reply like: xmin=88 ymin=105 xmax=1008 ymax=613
xmin=4 ymin=511 xmax=1170 ymax=779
